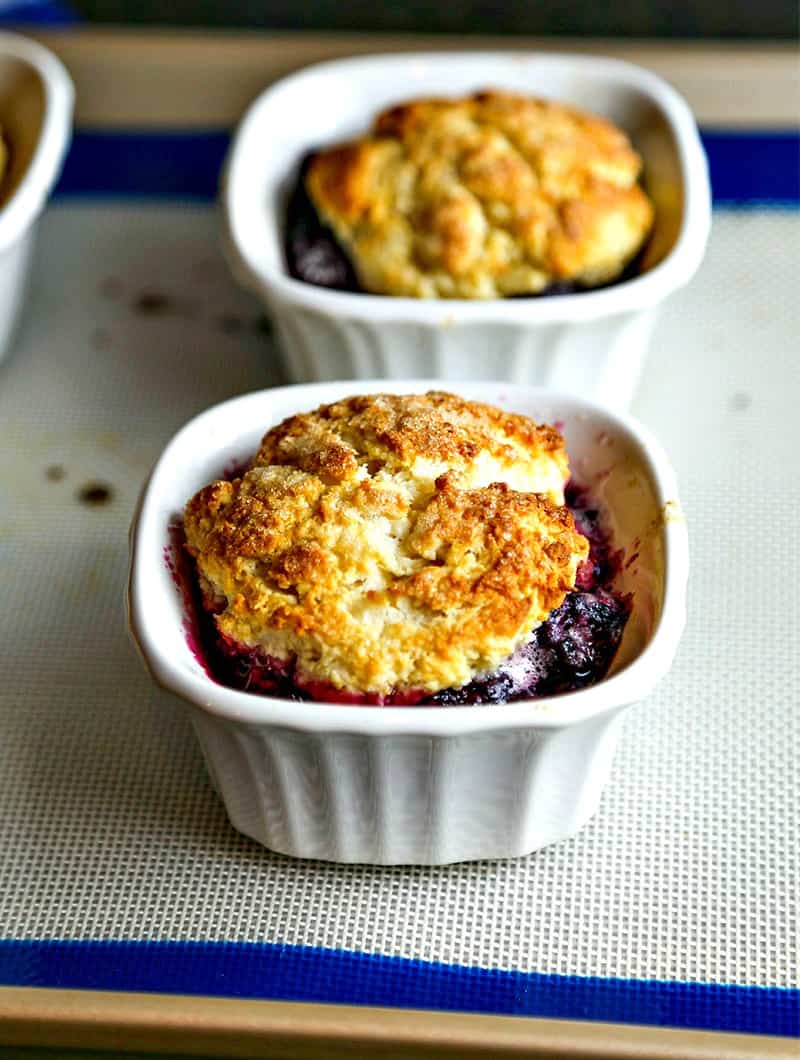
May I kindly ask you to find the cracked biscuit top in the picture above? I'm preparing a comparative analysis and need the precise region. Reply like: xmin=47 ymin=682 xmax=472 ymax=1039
xmin=184 ymin=391 xmax=589 ymax=697
xmin=304 ymin=90 xmax=654 ymax=298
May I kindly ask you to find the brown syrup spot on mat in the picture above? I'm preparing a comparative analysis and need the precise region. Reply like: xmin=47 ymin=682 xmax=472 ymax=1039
xmin=133 ymin=291 xmax=171 ymax=316
xmin=45 ymin=465 xmax=65 ymax=483
xmin=78 ymin=483 xmax=114 ymax=506
xmin=132 ymin=291 xmax=199 ymax=318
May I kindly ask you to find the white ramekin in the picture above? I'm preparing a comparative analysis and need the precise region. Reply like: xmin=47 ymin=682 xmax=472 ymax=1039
xmin=128 ymin=380 xmax=688 ymax=865
xmin=0 ymin=33 xmax=73 ymax=365
xmin=222 ymin=52 xmax=711 ymax=409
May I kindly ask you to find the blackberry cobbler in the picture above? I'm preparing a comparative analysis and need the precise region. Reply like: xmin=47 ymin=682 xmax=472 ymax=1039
xmin=286 ymin=90 xmax=653 ymax=299
xmin=182 ymin=392 xmax=630 ymax=706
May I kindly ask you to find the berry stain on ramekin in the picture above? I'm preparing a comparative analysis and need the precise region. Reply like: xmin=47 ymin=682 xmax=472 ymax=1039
xmin=164 ymin=524 xmax=215 ymax=680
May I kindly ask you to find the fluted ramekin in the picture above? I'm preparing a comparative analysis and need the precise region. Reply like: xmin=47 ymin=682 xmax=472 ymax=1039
xmin=128 ymin=380 xmax=688 ymax=865
xmin=222 ymin=52 xmax=710 ymax=409
xmin=0 ymin=33 xmax=73 ymax=365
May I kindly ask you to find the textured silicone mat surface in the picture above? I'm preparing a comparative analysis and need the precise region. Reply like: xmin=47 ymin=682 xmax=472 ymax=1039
xmin=0 ymin=206 xmax=797 ymax=991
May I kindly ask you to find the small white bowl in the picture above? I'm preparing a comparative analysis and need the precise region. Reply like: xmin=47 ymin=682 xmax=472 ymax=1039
xmin=0 ymin=32 xmax=73 ymax=365
xmin=222 ymin=52 xmax=711 ymax=409
xmin=128 ymin=380 xmax=688 ymax=865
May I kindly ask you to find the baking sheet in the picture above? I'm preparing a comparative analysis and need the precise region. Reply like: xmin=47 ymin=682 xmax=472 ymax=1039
xmin=0 ymin=205 xmax=797 ymax=1035
xmin=0 ymin=30 xmax=797 ymax=1051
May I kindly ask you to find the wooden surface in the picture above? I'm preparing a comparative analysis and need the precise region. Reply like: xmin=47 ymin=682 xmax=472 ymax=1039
xmin=1 ymin=987 xmax=798 ymax=1059
xmin=31 ymin=30 xmax=800 ymax=128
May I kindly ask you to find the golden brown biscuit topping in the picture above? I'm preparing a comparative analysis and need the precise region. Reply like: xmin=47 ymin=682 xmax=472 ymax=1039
xmin=305 ymin=90 xmax=654 ymax=298
xmin=184 ymin=392 xmax=589 ymax=696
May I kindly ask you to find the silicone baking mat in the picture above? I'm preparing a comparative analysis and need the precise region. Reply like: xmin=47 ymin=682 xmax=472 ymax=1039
xmin=0 ymin=68 xmax=798 ymax=1041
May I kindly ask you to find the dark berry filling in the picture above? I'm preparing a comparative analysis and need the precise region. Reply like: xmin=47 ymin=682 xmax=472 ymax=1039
xmin=284 ymin=153 xmax=647 ymax=298
xmin=173 ymin=476 xmax=631 ymax=707
xmin=426 ymin=590 xmax=628 ymax=704
xmin=214 ymin=634 xmax=428 ymax=706
xmin=427 ymin=485 xmax=630 ymax=704
xmin=284 ymin=154 xmax=360 ymax=292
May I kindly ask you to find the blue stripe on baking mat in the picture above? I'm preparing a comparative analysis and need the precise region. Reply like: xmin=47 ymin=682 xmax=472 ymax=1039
xmin=54 ymin=130 xmax=230 ymax=201
xmin=0 ymin=939 xmax=798 ymax=1035
xmin=52 ymin=129 xmax=800 ymax=206
xmin=703 ymin=129 xmax=800 ymax=206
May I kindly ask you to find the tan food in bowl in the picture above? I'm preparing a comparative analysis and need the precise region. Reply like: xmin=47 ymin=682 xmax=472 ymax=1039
xmin=184 ymin=391 xmax=590 ymax=699
xmin=305 ymin=90 xmax=654 ymax=298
